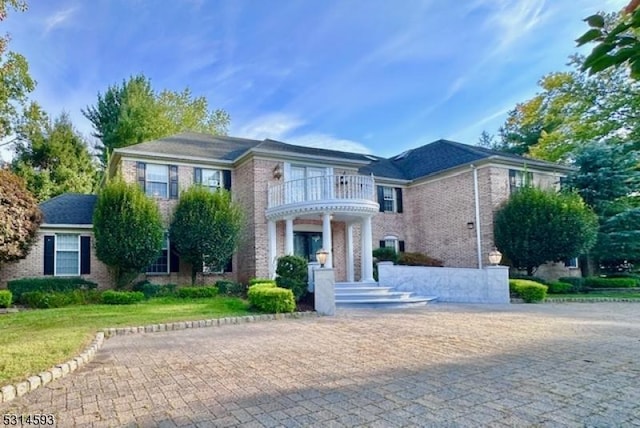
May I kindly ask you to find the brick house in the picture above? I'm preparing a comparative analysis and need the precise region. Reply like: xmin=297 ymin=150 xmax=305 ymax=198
xmin=1 ymin=132 xmax=577 ymax=287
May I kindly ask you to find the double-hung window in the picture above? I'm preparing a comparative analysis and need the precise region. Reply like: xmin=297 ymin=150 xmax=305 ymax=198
xmin=202 ymin=169 xmax=221 ymax=191
xmin=509 ymin=169 xmax=533 ymax=194
xmin=55 ymin=234 xmax=80 ymax=276
xmin=146 ymin=164 xmax=169 ymax=198
xmin=377 ymin=186 xmax=403 ymax=213
xmin=147 ymin=233 xmax=169 ymax=274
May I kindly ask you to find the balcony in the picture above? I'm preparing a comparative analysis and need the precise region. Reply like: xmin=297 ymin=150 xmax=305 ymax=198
xmin=266 ymin=174 xmax=379 ymax=220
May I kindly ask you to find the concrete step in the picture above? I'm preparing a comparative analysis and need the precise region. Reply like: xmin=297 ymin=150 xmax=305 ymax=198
xmin=335 ymin=291 xmax=415 ymax=301
xmin=335 ymin=286 xmax=395 ymax=294
xmin=336 ymin=296 xmax=438 ymax=308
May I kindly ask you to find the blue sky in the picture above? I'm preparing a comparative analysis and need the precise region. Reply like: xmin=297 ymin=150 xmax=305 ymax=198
xmin=1 ymin=0 xmax=627 ymax=161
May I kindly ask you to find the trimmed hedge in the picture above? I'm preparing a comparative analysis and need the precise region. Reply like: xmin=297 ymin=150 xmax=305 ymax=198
xmin=101 ymin=290 xmax=144 ymax=305
xmin=397 ymin=252 xmax=444 ymax=267
xmin=21 ymin=290 xmax=102 ymax=309
xmin=248 ymin=278 xmax=276 ymax=286
xmin=0 ymin=290 xmax=12 ymax=308
xmin=132 ymin=281 xmax=177 ymax=299
xmin=248 ymin=285 xmax=295 ymax=313
xmin=509 ymin=279 xmax=548 ymax=303
xmin=559 ymin=277 xmax=585 ymax=291
xmin=177 ymin=286 xmax=219 ymax=299
xmin=510 ymin=274 xmax=551 ymax=285
xmin=547 ymin=281 xmax=573 ymax=294
xmin=8 ymin=277 xmax=97 ymax=303
xmin=373 ymin=247 xmax=398 ymax=263
xmin=216 ymin=280 xmax=246 ymax=297
xmin=584 ymin=277 xmax=637 ymax=288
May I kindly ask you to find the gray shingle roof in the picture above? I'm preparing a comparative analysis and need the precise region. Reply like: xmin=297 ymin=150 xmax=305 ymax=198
xmin=40 ymin=193 xmax=97 ymax=225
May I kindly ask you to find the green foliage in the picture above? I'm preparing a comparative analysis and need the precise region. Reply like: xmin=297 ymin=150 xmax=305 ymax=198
xmin=547 ymin=281 xmax=573 ymax=294
xmin=82 ymin=74 xmax=230 ymax=167
xmin=584 ymin=276 xmax=638 ymax=288
xmin=169 ymin=186 xmax=243 ymax=285
xmin=0 ymin=169 xmax=42 ymax=265
xmin=559 ymin=277 xmax=586 ymax=291
xmin=578 ymin=8 xmax=640 ymax=80
xmin=132 ymin=281 xmax=177 ymax=299
xmin=373 ymin=247 xmax=398 ymax=263
xmin=275 ymin=255 xmax=308 ymax=302
xmin=11 ymin=106 xmax=98 ymax=201
xmin=93 ymin=179 xmax=164 ymax=288
xmin=397 ymin=252 xmax=444 ymax=267
xmin=215 ymin=280 xmax=246 ymax=297
xmin=101 ymin=290 xmax=145 ymax=305
xmin=248 ymin=285 xmax=295 ymax=313
xmin=177 ymin=286 xmax=219 ymax=299
xmin=0 ymin=290 xmax=12 ymax=308
xmin=494 ymin=186 xmax=598 ymax=275
xmin=7 ymin=277 xmax=97 ymax=303
xmin=21 ymin=290 xmax=102 ymax=309
xmin=509 ymin=274 xmax=551 ymax=285
xmin=0 ymin=1 xmax=35 ymax=139
xmin=509 ymin=279 xmax=548 ymax=303
xmin=248 ymin=278 xmax=277 ymax=286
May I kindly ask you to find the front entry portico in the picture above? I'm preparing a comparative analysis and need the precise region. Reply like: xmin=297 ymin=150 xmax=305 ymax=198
xmin=265 ymin=174 xmax=378 ymax=283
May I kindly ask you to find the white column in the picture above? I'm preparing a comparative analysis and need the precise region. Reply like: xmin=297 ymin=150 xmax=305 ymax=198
xmin=346 ymin=223 xmax=354 ymax=282
xmin=361 ymin=215 xmax=374 ymax=282
xmin=285 ymin=217 xmax=294 ymax=255
xmin=322 ymin=212 xmax=333 ymax=268
xmin=268 ymin=220 xmax=277 ymax=279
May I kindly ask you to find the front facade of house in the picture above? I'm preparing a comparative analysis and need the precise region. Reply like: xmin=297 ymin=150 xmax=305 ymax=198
xmin=1 ymin=133 xmax=578 ymax=287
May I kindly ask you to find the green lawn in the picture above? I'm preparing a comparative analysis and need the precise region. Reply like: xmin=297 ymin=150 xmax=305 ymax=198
xmin=0 ymin=297 xmax=250 ymax=386
xmin=547 ymin=293 xmax=640 ymax=299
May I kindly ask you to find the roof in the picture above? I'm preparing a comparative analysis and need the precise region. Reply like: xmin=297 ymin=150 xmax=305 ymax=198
xmin=360 ymin=139 xmax=569 ymax=180
xmin=115 ymin=133 xmax=569 ymax=181
xmin=40 ymin=193 xmax=97 ymax=225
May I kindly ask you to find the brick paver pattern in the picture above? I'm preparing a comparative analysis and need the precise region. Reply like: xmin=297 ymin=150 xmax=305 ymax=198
xmin=2 ymin=303 xmax=640 ymax=427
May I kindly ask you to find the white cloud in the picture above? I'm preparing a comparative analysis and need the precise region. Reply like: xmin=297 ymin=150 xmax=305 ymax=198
xmin=233 ymin=112 xmax=370 ymax=154
xmin=44 ymin=7 xmax=77 ymax=34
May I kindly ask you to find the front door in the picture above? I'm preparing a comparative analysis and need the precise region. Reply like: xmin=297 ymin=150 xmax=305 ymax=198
xmin=294 ymin=232 xmax=323 ymax=262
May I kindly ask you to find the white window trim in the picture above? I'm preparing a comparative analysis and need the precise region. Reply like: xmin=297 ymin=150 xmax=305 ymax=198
xmin=565 ymin=257 xmax=579 ymax=269
xmin=54 ymin=234 xmax=80 ymax=277
xmin=382 ymin=186 xmax=397 ymax=213
xmin=146 ymin=163 xmax=169 ymax=198
xmin=201 ymin=168 xmax=222 ymax=190
xmin=383 ymin=235 xmax=399 ymax=253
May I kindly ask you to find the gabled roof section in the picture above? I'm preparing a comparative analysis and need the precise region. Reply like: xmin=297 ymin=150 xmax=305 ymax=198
xmin=254 ymin=139 xmax=373 ymax=163
xmin=40 ymin=193 xmax=97 ymax=225
xmin=115 ymin=132 xmax=261 ymax=161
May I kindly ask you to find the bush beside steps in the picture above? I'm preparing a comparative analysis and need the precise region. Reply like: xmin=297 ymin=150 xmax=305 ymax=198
xmin=248 ymin=283 xmax=295 ymax=313
xmin=509 ymin=279 xmax=548 ymax=303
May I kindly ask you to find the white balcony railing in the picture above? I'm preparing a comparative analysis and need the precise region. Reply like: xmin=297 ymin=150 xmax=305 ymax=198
xmin=268 ymin=174 xmax=376 ymax=209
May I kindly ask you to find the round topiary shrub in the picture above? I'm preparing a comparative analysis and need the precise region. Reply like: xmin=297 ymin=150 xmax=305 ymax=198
xmin=509 ymin=279 xmax=548 ymax=303
xmin=0 ymin=290 xmax=12 ymax=308
xmin=275 ymin=255 xmax=308 ymax=302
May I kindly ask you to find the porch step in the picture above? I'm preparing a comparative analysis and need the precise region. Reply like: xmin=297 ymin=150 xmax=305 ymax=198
xmin=334 ymin=281 xmax=437 ymax=308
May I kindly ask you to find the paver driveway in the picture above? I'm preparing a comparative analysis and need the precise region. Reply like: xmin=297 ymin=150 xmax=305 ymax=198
xmin=2 ymin=303 xmax=640 ymax=427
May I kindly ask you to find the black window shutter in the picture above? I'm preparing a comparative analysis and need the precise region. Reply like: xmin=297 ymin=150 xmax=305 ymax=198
xmin=194 ymin=167 xmax=202 ymax=185
xmin=80 ymin=236 xmax=91 ymax=274
xmin=395 ymin=188 xmax=403 ymax=213
xmin=399 ymin=240 xmax=405 ymax=252
xmin=377 ymin=186 xmax=384 ymax=212
xmin=379 ymin=240 xmax=385 ymax=248
xmin=223 ymin=170 xmax=232 ymax=191
xmin=169 ymin=165 xmax=179 ymax=199
xmin=137 ymin=162 xmax=146 ymax=192
xmin=169 ymin=241 xmax=180 ymax=273
xmin=44 ymin=235 xmax=55 ymax=275
xmin=225 ymin=257 xmax=233 ymax=273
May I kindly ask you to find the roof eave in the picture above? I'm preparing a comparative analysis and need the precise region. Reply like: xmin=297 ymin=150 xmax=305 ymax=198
xmin=237 ymin=147 xmax=372 ymax=167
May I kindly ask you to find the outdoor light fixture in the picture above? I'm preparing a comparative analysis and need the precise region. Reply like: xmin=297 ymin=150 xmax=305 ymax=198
xmin=272 ymin=164 xmax=282 ymax=180
xmin=488 ymin=248 xmax=502 ymax=265
xmin=466 ymin=222 xmax=474 ymax=230
xmin=316 ymin=248 xmax=329 ymax=267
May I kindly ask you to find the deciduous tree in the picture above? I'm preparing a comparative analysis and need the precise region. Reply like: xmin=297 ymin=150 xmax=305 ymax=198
xmin=169 ymin=186 xmax=243 ymax=285
xmin=93 ymin=179 xmax=164 ymax=288
xmin=0 ymin=168 xmax=42 ymax=267
xmin=494 ymin=186 xmax=598 ymax=275
xmin=83 ymin=74 xmax=230 ymax=167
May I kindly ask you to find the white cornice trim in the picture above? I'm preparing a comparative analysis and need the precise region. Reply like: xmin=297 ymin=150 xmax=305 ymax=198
xmin=41 ymin=224 xmax=93 ymax=230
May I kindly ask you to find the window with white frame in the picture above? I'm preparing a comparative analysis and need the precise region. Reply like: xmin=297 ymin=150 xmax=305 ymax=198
xmin=201 ymin=169 xmax=222 ymax=191
xmin=564 ymin=257 xmax=579 ymax=269
xmin=147 ymin=233 xmax=169 ymax=274
xmin=146 ymin=164 xmax=169 ymax=198
xmin=384 ymin=236 xmax=399 ymax=253
xmin=509 ymin=169 xmax=533 ymax=194
xmin=382 ymin=186 xmax=396 ymax=212
xmin=56 ymin=234 xmax=80 ymax=276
